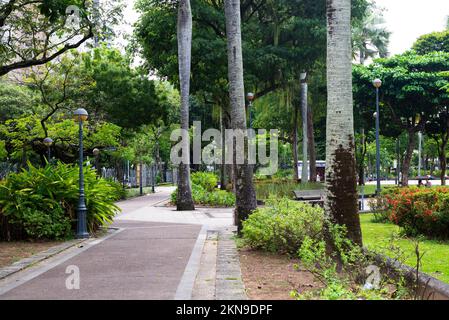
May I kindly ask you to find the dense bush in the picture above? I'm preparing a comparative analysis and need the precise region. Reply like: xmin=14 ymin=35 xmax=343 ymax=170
xmin=383 ymin=187 xmax=449 ymax=238
xmin=0 ymin=162 xmax=122 ymax=240
xmin=241 ymin=197 xmax=324 ymax=254
xmin=171 ymin=182 xmax=235 ymax=207
xmin=190 ymin=171 xmax=218 ymax=192
xmin=171 ymin=172 xmax=235 ymax=207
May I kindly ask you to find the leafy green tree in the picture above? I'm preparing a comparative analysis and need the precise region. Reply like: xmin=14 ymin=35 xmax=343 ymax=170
xmin=0 ymin=80 xmax=37 ymax=121
xmin=413 ymin=30 xmax=449 ymax=55
xmin=0 ymin=0 xmax=123 ymax=76
xmin=353 ymin=51 xmax=449 ymax=185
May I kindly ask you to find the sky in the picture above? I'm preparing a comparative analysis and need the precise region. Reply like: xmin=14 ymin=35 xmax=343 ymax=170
xmin=374 ymin=0 xmax=449 ymax=55
xmin=119 ymin=0 xmax=449 ymax=55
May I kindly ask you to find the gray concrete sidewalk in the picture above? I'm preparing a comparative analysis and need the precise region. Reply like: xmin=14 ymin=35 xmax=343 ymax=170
xmin=0 ymin=186 xmax=246 ymax=300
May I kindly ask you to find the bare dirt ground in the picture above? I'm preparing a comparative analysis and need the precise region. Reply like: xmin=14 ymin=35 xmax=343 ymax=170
xmin=239 ymin=248 xmax=323 ymax=300
xmin=0 ymin=241 xmax=61 ymax=268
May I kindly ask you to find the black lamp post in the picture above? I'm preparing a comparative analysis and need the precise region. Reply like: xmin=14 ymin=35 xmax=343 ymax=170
xmin=373 ymin=78 xmax=382 ymax=195
xmin=74 ymin=108 xmax=89 ymax=239
xmin=43 ymin=137 xmax=53 ymax=161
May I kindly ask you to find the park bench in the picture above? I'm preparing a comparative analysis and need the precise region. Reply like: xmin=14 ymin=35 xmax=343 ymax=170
xmin=292 ymin=190 xmax=324 ymax=207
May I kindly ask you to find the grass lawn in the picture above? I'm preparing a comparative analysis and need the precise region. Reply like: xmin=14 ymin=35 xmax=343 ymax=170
xmin=124 ymin=184 xmax=175 ymax=199
xmin=360 ymin=214 xmax=449 ymax=284
xmin=125 ymin=187 xmax=155 ymax=199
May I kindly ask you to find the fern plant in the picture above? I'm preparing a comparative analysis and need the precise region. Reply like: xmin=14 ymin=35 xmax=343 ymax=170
xmin=0 ymin=161 xmax=121 ymax=240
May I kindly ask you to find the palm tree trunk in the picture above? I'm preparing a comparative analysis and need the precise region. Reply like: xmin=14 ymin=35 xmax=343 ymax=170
xmin=325 ymin=0 xmax=362 ymax=246
xmin=301 ymin=72 xmax=308 ymax=183
xmin=176 ymin=0 xmax=194 ymax=211
xmin=224 ymin=0 xmax=257 ymax=234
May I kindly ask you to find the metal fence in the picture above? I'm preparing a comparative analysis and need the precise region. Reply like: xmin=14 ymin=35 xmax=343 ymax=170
xmin=0 ymin=160 xmax=178 ymax=188
xmin=101 ymin=164 xmax=178 ymax=188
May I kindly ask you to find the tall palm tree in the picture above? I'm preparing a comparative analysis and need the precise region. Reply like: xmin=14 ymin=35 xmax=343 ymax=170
xmin=353 ymin=7 xmax=390 ymax=64
xmin=325 ymin=0 xmax=362 ymax=246
xmin=224 ymin=0 xmax=257 ymax=233
xmin=176 ymin=0 xmax=195 ymax=211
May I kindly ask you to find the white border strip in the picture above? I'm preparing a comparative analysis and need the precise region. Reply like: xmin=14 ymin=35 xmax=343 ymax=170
xmin=174 ymin=225 xmax=208 ymax=300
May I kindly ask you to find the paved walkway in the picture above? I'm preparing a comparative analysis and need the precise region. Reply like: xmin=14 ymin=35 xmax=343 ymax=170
xmin=0 ymin=187 xmax=246 ymax=300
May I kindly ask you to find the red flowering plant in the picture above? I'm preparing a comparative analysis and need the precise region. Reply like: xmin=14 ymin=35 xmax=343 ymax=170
xmin=382 ymin=187 xmax=449 ymax=239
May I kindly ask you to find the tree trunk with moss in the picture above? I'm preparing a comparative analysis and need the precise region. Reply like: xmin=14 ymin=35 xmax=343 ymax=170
xmin=324 ymin=0 xmax=362 ymax=246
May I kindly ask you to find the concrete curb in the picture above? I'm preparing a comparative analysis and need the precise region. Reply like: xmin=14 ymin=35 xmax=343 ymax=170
xmin=174 ymin=225 xmax=208 ymax=300
xmin=374 ymin=252 xmax=449 ymax=300
xmin=0 ymin=239 xmax=86 ymax=281
xmin=0 ymin=227 xmax=119 ymax=281
xmin=215 ymin=227 xmax=247 ymax=300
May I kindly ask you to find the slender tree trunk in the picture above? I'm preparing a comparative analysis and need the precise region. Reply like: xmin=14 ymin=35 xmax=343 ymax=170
xmin=439 ymin=139 xmax=448 ymax=185
xmin=358 ymin=129 xmax=367 ymax=185
xmin=176 ymin=0 xmax=195 ymax=210
xmin=224 ymin=0 xmax=257 ymax=234
xmin=307 ymin=103 xmax=317 ymax=182
xmin=293 ymin=102 xmax=299 ymax=182
xmin=324 ymin=0 xmax=362 ymax=246
xmin=220 ymin=106 xmax=227 ymax=190
xmin=301 ymin=72 xmax=308 ymax=183
xmin=401 ymin=130 xmax=417 ymax=187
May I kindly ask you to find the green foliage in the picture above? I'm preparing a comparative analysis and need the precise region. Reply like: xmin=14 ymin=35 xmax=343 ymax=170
xmin=293 ymin=225 xmax=410 ymax=300
xmin=367 ymin=196 xmax=391 ymax=223
xmin=383 ymin=187 xmax=449 ymax=239
xmin=191 ymin=172 xmax=218 ymax=192
xmin=0 ymin=0 xmax=123 ymax=76
xmin=0 ymin=162 xmax=121 ymax=240
xmin=171 ymin=172 xmax=235 ymax=207
xmin=79 ymin=47 xmax=170 ymax=129
xmin=0 ymin=140 xmax=6 ymax=160
xmin=413 ymin=30 xmax=449 ymax=55
xmin=241 ymin=197 xmax=324 ymax=254
xmin=0 ymin=81 xmax=37 ymax=121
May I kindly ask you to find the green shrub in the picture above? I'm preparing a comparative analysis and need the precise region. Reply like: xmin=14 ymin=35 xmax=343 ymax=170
xmin=107 ymin=179 xmax=127 ymax=200
xmin=0 ymin=162 xmax=121 ymax=240
xmin=170 ymin=172 xmax=235 ymax=207
xmin=383 ymin=187 xmax=449 ymax=238
xmin=241 ymin=197 xmax=324 ymax=254
xmin=191 ymin=171 xmax=218 ymax=192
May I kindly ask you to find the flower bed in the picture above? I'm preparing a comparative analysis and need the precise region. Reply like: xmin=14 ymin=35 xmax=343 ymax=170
xmin=383 ymin=187 xmax=449 ymax=239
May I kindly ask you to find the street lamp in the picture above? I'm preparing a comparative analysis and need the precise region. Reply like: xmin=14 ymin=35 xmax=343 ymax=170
xmin=93 ymin=148 xmax=101 ymax=177
xmin=74 ymin=108 xmax=89 ymax=239
xmin=373 ymin=79 xmax=382 ymax=195
xmin=247 ymin=92 xmax=255 ymax=128
xmin=43 ymin=137 xmax=53 ymax=161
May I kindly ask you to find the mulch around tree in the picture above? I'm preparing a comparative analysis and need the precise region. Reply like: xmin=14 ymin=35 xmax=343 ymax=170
xmin=239 ymin=248 xmax=323 ymax=300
